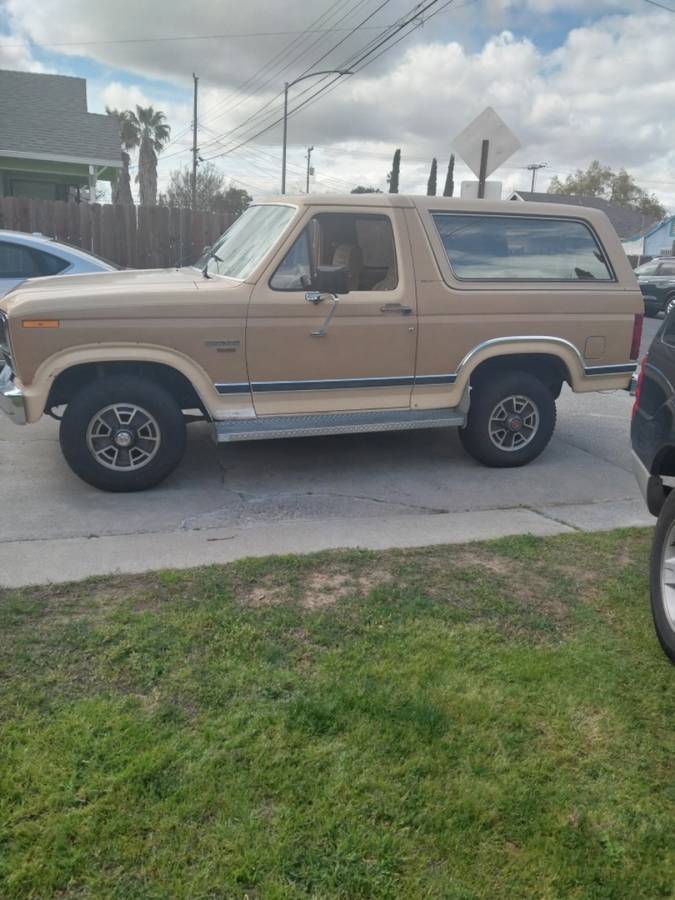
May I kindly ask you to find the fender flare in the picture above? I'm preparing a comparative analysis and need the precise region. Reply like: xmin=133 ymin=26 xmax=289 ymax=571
xmin=24 ymin=343 xmax=220 ymax=421
xmin=451 ymin=336 xmax=590 ymax=392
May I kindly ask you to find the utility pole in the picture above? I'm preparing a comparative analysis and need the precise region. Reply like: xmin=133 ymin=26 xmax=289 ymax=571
xmin=305 ymin=146 xmax=314 ymax=193
xmin=525 ymin=162 xmax=547 ymax=192
xmin=281 ymin=70 xmax=352 ymax=194
xmin=191 ymin=73 xmax=199 ymax=210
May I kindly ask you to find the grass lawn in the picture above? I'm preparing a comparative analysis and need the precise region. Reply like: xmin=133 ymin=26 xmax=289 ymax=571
xmin=0 ymin=528 xmax=673 ymax=899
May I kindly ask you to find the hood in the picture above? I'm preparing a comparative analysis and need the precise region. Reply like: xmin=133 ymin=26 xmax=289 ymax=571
xmin=0 ymin=266 xmax=230 ymax=319
xmin=5 ymin=267 xmax=201 ymax=298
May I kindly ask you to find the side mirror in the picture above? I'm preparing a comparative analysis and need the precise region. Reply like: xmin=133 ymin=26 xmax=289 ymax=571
xmin=315 ymin=265 xmax=350 ymax=296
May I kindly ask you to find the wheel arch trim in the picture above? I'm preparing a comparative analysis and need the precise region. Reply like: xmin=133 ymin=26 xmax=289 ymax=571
xmin=452 ymin=335 xmax=633 ymax=390
xmin=24 ymin=343 xmax=219 ymax=422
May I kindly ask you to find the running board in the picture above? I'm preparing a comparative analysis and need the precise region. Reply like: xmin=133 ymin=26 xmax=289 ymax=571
xmin=214 ymin=407 xmax=466 ymax=443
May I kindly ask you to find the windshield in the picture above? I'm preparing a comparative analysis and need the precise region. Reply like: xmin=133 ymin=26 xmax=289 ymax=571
xmin=635 ymin=261 xmax=660 ymax=276
xmin=202 ymin=204 xmax=297 ymax=281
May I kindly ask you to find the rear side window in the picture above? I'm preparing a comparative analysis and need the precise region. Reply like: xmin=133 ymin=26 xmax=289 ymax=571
xmin=0 ymin=241 xmax=69 ymax=278
xmin=431 ymin=213 xmax=613 ymax=282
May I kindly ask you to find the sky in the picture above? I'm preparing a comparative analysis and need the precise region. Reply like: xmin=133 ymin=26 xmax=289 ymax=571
xmin=1 ymin=0 xmax=674 ymax=210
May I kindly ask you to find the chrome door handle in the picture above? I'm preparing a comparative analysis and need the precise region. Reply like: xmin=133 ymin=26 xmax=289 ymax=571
xmin=380 ymin=302 xmax=412 ymax=315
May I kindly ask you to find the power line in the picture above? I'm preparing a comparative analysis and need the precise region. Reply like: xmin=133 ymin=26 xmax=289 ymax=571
xmin=0 ymin=23 xmax=399 ymax=49
xmin=198 ymin=0 xmax=392 ymax=147
xmin=642 ymin=0 xmax=675 ymax=12
xmin=199 ymin=0 xmax=367 ymax=129
xmin=202 ymin=0 xmax=445 ymax=161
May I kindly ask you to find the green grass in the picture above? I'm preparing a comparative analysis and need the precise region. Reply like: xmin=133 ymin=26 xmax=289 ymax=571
xmin=0 ymin=529 xmax=673 ymax=899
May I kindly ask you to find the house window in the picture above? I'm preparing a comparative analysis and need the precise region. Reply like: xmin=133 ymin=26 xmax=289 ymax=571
xmin=432 ymin=213 xmax=613 ymax=282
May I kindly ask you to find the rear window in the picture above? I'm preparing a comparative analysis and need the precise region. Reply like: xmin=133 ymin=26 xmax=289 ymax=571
xmin=0 ymin=241 xmax=69 ymax=278
xmin=431 ymin=213 xmax=613 ymax=282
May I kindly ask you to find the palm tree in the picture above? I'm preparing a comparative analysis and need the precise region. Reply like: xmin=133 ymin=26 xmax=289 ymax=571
xmin=132 ymin=106 xmax=171 ymax=207
xmin=106 ymin=107 xmax=139 ymax=205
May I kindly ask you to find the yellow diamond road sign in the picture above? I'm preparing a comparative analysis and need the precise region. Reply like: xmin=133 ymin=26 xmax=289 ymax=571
xmin=452 ymin=107 xmax=521 ymax=180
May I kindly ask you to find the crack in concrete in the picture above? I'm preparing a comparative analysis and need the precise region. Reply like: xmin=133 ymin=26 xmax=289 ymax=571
xmin=555 ymin=434 xmax=633 ymax=475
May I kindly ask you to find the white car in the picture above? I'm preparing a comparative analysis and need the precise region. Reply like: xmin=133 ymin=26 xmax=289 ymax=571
xmin=0 ymin=230 xmax=119 ymax=298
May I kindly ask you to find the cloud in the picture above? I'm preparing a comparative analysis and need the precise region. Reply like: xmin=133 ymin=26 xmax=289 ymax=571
xmin=1 ymin=0 xmax=674 ymax=207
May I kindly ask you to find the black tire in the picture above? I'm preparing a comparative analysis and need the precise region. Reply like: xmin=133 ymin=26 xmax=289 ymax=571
xmin=649 ymin=489 xmax=675 ymax=664
xmin=60 ymin=375 xmax=187 ymax=492
xmin=644 ymin=300 xmax=659 ymax=318
xmin=459 ymin=370 xmax=556 ymax=468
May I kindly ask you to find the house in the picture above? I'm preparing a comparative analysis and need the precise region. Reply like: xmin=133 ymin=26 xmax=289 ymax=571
xmin=508 ymin=190 xmax=659 ymax=244
xmin=621 ymin=216 xmax=675 ymax=258
xmin=0 ymin=69 xmax=121 ymax=202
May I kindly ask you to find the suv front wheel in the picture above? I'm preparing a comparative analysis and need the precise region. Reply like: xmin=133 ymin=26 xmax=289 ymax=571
xmin=459 ymin=371 xmax=556 ymax=467
xmin=60 ymin=375 xmax=187 ymax=492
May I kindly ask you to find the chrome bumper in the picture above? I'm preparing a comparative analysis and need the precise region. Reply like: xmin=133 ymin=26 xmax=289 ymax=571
xmin=0 ymin=366 xmax=27 ymax=425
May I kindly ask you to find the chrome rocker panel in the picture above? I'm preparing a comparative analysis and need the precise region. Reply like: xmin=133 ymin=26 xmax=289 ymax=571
xmin=214 ymin=406 xmax=467 ymax=443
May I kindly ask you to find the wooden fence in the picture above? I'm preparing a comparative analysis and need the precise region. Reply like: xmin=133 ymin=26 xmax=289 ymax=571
xmin=0 ymin=197 xmax=235 ymax=269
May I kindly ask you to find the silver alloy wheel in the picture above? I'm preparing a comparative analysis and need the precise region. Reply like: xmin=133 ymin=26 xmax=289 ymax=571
xmin=86 ymin=403 xmax=161 ymax=471
xmin=659 ymin=520 xmax=675 ymax=633
xmin=488 ymin=394 xmax=540 ymax=452
xmin=667 ymin=298 xmax=675 ymax=317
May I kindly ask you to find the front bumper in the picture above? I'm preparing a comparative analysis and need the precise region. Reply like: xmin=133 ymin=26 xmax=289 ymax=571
xmin=632 ymin=449 xmax=651 ymax=502
xmin=0 ymin=366 xmax=27 ymax=425
xmin=632 ymin=449 xmax=666 ymax=517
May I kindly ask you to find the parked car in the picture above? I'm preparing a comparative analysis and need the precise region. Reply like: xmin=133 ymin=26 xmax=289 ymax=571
xmin=634 ymin=257 xmax=675 ymax=318
xmin=0 ymin=230 xmax=118 ymax=298
xmin=631 ymin=316 xmax=675 ymax=662
xmin=1 ymin=194 xmax=643 ymax=492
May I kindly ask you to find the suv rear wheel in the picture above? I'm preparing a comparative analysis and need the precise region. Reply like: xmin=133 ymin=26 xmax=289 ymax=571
xmin=649 ymin=489 xmax=675 ymax=663
xmin=60 ymin=375 xmax=187 ymax=492
xmin=459 ymin=370 xmax=556 ymax=467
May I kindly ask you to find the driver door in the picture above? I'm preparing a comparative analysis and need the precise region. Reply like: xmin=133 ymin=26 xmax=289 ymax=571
xmin=246 ymin=206 xmax=417 ymax=415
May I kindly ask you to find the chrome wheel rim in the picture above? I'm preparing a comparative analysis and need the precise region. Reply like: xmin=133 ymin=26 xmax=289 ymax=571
xmin=659 ymin=520 xmax=675 ymax=632
xmin=86 ymin=403 xmax=161 ymax=471
xmin=667 ymin=299 xmax=675 ymax=317
xmin=488 ymin=394 xmax=540 ymax=452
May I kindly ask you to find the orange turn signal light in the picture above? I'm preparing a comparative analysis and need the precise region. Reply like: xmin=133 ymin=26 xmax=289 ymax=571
xmin=22 ymin=320 xmax=60 ymax=329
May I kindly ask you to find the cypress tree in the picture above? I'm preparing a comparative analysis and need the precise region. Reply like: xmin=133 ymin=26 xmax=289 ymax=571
xmin=443 ymin=154 xmax=455 ymax=197
xmin=387 ymin=148 xmax=401 ymax=194
xmin=427 ymin=157 xmax=438 ymax=196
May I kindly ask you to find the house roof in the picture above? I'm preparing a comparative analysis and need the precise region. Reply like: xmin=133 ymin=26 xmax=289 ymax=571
xmin=509 ymin=190 xmax=658 ymax=240
xmin=0 ymin=69 xmax=121 ymax=168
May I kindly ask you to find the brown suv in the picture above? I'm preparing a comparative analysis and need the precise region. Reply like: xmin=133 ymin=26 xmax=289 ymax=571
xmin=0 ymin=194 xmax=643 ymax=491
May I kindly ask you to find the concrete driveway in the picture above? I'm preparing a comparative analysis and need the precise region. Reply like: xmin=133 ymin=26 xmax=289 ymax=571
xmin=0 ymin=320 xmax=657 ymax=586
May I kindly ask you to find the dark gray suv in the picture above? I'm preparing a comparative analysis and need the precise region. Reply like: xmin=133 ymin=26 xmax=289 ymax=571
xmin=635 ymin=257 xmax=675 ymax=318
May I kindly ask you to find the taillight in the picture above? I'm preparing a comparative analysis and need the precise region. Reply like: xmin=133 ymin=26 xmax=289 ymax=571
xmin=630 ymin=313 xmax=644 ymax=361
xmin=632 ymin=355 xmax=647 ymax=419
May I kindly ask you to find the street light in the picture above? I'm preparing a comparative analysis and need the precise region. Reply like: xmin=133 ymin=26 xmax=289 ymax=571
xmin=281 ymin=70 xmax=352 ymax=194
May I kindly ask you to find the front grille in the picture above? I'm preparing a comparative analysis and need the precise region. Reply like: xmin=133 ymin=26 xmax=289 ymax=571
xmin=0 ymin=310 xmax=13 ymax=370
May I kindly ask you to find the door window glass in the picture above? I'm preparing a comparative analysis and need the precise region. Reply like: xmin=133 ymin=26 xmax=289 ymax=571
xmin=0 ymin=242 xmax=69 ymax=278
xmin=0 ymin=242 xmax=40 ymax=278
xmin=271 ymin=213 xmax=398 ymax=292
xmin=269 ymin=231 xmax=311 ymax=290
xmin=34 ymin=250 xmax=69 ymax=275
xmin=432 ymin=213 xmax=613 ymax=282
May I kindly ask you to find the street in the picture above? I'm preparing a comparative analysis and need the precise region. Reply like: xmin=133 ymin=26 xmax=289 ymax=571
xmin=0 ymin=319 xmax=658 ymax=586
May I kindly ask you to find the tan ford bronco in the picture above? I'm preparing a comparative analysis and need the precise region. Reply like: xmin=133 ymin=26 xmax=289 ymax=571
xmin=0 ymin=194 xmax=643 ymax=492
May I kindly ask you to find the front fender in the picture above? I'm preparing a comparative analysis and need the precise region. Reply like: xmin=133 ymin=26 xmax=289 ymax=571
xmin=19 ymin=343 xmax=221 ymax=423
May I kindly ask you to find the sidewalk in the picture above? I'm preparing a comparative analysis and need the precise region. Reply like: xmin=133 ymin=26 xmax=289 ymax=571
xmin=0 ymin=498 xmax=653 ymax=588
